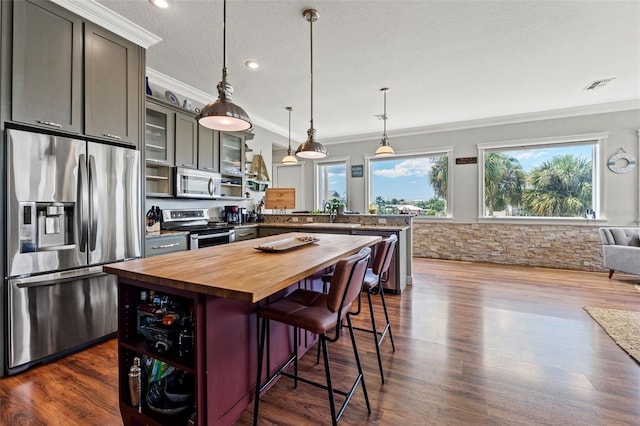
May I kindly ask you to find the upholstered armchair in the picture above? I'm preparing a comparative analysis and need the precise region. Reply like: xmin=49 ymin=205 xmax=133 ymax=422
xmin=598 ymin=227 xmax=640 ymax=278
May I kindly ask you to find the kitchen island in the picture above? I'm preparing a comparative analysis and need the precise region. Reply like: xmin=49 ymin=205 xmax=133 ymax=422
xmin=104 ymin=232 xmax=381 ymax=426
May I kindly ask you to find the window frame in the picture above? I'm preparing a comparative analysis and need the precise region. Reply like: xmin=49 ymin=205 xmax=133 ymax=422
xmin=364 ymin=147 xmax=454 ymax=219
xmin=477 ymin=132 xmax=608 ymax=223
xmin=314 ymin=156 xmax=350 ymax=211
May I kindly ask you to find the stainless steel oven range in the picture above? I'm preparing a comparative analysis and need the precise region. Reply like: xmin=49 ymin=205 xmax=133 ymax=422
xmin=161 ymin=208 xmax=235 ymax=249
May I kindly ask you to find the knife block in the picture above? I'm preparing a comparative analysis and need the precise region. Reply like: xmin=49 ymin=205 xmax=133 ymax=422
xmin=146 ymin=222 xmax=160 ymax=237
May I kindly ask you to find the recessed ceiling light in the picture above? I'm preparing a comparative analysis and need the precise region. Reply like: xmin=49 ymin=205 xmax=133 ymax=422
xmin=149 ymin=0 xmax=169 ymax=9
xmin=245 ymin=60 xmax=261 ymax=70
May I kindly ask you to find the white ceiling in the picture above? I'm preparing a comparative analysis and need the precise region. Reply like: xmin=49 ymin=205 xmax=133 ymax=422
xmin=96 ymin=0 xmax=640 ymax=146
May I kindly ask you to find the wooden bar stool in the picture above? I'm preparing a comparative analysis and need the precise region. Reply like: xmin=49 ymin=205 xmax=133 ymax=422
xmin=321 ymin=234 xmax=397 ymax=383
xmin=253 ymin=247 xmax=372 ymax=426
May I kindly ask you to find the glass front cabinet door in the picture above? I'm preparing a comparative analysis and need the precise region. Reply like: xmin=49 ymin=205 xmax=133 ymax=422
xmin=220 ymin=133 xmax=244 ymax=198
xmin=145 ymin=102 xmax=175 ymax=166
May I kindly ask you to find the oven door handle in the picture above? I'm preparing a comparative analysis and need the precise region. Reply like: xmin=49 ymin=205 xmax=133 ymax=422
xmin=192 ymin=231 xmax=235 ymax=240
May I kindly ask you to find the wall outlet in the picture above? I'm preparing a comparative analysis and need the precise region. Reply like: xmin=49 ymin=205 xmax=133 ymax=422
xmin=291 ymin=216 xmax=299 ymax=222
xmin=378 ymin=218 xmax=387 ymax=224
xmin=306 ymin=217 xmax=314 ymax=222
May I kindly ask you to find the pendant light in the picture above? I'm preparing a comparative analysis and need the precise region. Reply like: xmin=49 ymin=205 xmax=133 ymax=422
xmin=295 ymin=9 xmax=327 ymax=159
xmin=196 ymin=0 xmax=252 ymax=132
xmin=282 ymin=107 xmax=298 ymax=164
xmin=374 ymin=88 xmax=395 ymax=157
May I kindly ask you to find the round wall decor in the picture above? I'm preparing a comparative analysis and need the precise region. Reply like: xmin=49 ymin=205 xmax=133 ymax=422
xmin=608 ymin=150 xmax=636 ymax=174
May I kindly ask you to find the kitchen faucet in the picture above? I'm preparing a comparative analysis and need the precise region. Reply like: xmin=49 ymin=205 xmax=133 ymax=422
xmin=323 ymin=201 xmax=335 ymax=223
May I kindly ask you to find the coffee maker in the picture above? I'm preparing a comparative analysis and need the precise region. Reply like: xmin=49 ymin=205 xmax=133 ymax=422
xmin=224 ymin=205 xmax=241 ymax=224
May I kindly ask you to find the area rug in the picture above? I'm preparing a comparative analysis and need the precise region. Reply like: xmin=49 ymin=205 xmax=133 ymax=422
xmin=583 ymin=306 xmax=640 ymax=364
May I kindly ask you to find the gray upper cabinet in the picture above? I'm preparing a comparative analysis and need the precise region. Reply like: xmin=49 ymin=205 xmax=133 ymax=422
xmin=197 ymin=125 xmax=219 ymax=171
xmin=84 ymin=23 xmax=140 ymax=146
xmin=12 ymin=0 xmax=83 ymax=133
xmin=175 ymin=112 xmax=197 ymax=168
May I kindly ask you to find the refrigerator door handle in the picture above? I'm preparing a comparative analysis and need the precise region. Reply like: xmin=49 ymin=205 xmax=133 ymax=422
xmin=11 ymin=266 xmax=107 ymax=289
xmin=89 ymin=154 xmax=98 ymax=251
xmin=78 ymin=153 xmax=89 ymax=252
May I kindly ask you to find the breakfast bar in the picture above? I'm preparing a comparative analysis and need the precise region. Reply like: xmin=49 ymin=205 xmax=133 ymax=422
xmin=104 ymin=232 xmax=381 ymax=426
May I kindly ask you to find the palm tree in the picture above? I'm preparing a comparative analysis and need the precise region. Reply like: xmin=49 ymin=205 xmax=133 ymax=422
xmin=428 ymin=156 xmax=448 ymax=199
xmin=522 ymin=154 xmax=592 ymax=217
xmin=484 ymin=152 xmax=525 ymax=214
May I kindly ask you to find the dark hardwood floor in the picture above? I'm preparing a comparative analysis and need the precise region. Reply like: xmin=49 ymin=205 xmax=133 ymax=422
xmin=2 ymin=259 xmax=639 ymax=425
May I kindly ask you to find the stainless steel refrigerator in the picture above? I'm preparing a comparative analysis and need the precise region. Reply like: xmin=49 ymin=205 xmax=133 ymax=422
xmin=5 ymin=128 xmax=141 ymax=373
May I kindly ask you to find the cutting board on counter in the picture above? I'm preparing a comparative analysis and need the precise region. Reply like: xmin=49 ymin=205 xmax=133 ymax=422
xmin=265 ymin=188 xmax=295 ymax=210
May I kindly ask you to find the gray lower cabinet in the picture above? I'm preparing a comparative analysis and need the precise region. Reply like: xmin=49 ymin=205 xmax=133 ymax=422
xmin=175 ymin=112 xmax=198 ymax=168
xmin=353 ymin=229 xmax=406 ymax=294
xmin=12 ymin=0 xmax=83 ymax=133
xmin=235 ymin=227 xmax=258 ymax=241
xmin=145 ymin=234 xmax=188 ymax=257
xmin=84 ymin=22 xmax=140 ymax=146
xmin=258 ymin=227 xmax=292 ymax=237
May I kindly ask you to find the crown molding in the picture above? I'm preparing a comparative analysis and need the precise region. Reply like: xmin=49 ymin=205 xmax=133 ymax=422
xmin=323 ymin=99 xmax=640 ymax=145
xmin=50 ymin=0 xmax=161 ymax=48
xmin=146 ymin=68 xmax=284 ymax=138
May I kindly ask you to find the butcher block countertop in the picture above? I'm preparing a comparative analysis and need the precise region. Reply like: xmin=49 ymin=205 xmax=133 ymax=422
xmin=104 ymin=232 xmax=381 ymax=304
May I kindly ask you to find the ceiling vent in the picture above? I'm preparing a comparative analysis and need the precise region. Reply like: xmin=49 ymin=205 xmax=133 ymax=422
xmin=583 ymin=78 xmax=615 ymax=91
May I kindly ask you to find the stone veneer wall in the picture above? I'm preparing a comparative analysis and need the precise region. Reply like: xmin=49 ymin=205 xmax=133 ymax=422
xmin=412 ymin=222 xmax=604 ymax=272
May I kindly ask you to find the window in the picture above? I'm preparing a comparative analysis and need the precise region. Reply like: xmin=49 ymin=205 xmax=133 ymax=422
xmin=315 ymin=158 xmax=348 ymax=211
xmin=478 ymin=133 xmax=607 ymax=219
xmin=366 ymin=150 xmax=451 ymax=216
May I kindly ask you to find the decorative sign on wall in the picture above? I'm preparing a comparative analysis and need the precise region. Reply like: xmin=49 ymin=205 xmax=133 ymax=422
xmin=607 ymin=148 xmax=636 ymax=174
xmin=351 ymin=165 xmax=364 ymax=177
xmin=455 ymin=157 xmax=478 ymax=165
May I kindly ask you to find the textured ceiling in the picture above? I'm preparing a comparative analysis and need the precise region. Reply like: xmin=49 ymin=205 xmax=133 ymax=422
xmin=97 ymin=0 xmax=640 ymax=146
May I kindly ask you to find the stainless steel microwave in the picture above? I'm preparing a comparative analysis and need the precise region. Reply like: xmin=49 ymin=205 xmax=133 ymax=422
xmin=175 ymin=167 xmax=222 ymax=199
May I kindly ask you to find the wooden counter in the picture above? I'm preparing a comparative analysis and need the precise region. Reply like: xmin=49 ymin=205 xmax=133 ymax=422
xmin=106 ymin=232 xmax=380 ymax=426
xmin=105 ymin=232 xmax=380 ymax=303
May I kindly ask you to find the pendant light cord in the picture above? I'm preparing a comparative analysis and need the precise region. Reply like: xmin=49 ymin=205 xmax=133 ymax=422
xmin=309 ymin=14 xmax=314 ymax=130
xmin=383 ymin=89 xmax=387 ymax=137
xmin=222 ymin=0 xmax=227 ymax=77
xmin=287 ymin=107 xmax=292 ymax=153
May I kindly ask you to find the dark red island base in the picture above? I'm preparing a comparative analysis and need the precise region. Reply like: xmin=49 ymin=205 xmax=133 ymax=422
xmin=104 ymin=232 xmax=381 ymax=426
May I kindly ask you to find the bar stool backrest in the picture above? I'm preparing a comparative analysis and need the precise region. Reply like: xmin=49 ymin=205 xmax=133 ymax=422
xmin=327 ymin=247 xmax=371 ymax=315
xmin=372 ymin=234 xmax=398 ymax=278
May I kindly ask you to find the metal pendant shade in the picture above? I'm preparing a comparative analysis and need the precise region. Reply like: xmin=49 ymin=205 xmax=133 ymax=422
xmin=374 ymin=88 xmax=395 ymax=157
xmin=196 ymin=0 xmax=252 ymax=132
xmin=295 ymin=9 xmax=327 ymax=159
xmin=282 ymin=107 xmax=298 ymax=164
